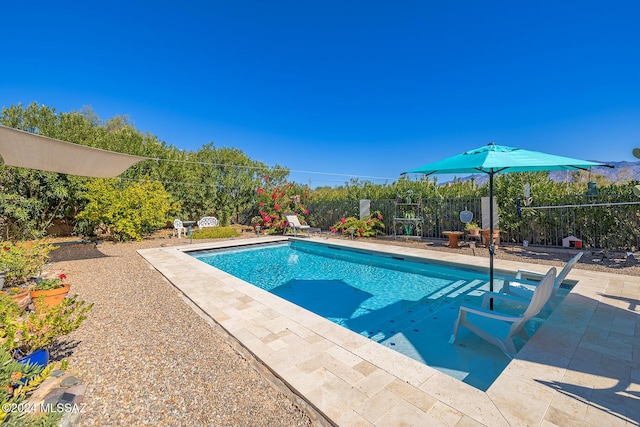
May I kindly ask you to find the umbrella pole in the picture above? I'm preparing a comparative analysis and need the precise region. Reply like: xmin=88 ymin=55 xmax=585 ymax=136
xmin=489 ymin=171 xmax=495 ymax=310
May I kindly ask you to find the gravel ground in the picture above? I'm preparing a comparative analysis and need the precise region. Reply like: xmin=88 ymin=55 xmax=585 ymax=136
xmin=371 ymin=235 xmax=640 ymax=276
xmin=48 ymin=235 xmax=312 ymax=427
xmin=45 ymin=231 xmax=638 ymax=426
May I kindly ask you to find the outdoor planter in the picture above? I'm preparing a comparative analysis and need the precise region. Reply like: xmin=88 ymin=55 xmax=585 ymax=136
xmin=11 ymin=289 xmax=31 ymax=312
xmin=16 ymin=348 xmax=49 ymax=369
xmin=481 ymin=229 xmax=501 ymax=247
xmin=30 ymin=283 xmax=71 ymax=313
xmin=15 ymin=349 xmax=50 ymax=384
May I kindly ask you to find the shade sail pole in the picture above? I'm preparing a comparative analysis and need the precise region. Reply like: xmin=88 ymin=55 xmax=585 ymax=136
xmin=489 ymin=170 xmax=495 ymax=310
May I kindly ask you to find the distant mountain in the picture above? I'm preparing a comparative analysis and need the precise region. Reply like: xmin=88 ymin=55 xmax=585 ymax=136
xmin=455 ymin=161 xmax=640 ymax=185
xmin=548 ymin=161 xmax=640 ymax=183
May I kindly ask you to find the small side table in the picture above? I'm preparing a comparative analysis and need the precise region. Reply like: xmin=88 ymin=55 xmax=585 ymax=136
xmin=443 ymin=231 xmax=464 ymax=248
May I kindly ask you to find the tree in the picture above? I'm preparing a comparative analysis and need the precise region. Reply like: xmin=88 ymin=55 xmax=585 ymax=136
xmin=0 ymin=103 xmax=89 ymax=240
xmin=78 ymin=179 xmax=175 ymax=241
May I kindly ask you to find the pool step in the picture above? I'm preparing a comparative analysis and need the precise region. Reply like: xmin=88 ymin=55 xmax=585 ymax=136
xmin=366 ymin=302 xmax=443 ymax=342
xmin=359 ymin=279 xmax=489 ymax=343
xmin=428 ymin=279 xmax=487 ymax=299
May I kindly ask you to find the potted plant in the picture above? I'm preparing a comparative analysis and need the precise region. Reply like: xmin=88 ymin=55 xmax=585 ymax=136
xmin=1 ymin=294 xmax=93 ymax=362
xmin=395 ymin=189 xmax=418 ymax=204
xmin=4 ymin=286 xmax=31 ymax=312
xmin=0 ymin=241 xmax=54 ymax=288
xmin=29 ymin=274 xmax=71 ymax=314
xmin=1 ymin=240 xmax=55 ymax=314
xmin=481 ymin=228 xmax=501 ymax=247
xmin=464 ymin=222 xmax=480 ymax=237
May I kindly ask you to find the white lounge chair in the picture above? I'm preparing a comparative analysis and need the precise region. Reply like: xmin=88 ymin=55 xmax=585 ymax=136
xmin=283 ymin=212 xmax=311 ymax=237
xmin=449 ymin=267 xmax=557 ymax=358
xmin=501 ymin=252 xmax=583 ymax=310
xmin=173 ymin=219 xmax=185 ymax=238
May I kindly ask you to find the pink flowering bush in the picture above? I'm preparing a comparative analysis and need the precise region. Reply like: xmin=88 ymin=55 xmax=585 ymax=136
xmin=254 ymin=178 xmax=311 ymax=234
xmin=330 ymin=211 xmax=384 ymax=238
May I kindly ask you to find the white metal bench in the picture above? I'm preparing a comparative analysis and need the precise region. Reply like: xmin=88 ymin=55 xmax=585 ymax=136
xmin=197 ymin=216 xmax=219 ymax=229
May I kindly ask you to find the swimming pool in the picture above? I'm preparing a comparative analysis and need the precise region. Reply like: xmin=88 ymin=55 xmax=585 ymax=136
xmin=139 ymin=238 xmax=606 ymax=424
xmin=190 ymin=240 xmax=559 ymax=390
xmin=193 ymin=241 xmax=488 ymax=328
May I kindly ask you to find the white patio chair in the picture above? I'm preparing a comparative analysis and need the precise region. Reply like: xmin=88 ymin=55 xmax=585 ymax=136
xmin=173 ymin=219 xmax=185 ymax=238
xmin=501 ymin=252 xmax=583 ymax=310
xmin=283 ymin=212 xmax=311 ymax=237
xmin=449 ymin=267 xmax=557 ymax=358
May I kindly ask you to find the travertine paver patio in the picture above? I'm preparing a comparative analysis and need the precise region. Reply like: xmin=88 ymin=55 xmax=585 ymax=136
xmin=138 ymin=237 xmax=640 ymax=426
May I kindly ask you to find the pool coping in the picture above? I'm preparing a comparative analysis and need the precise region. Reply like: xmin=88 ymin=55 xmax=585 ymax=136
xmin=138 ymin=236 xmax=639 ymax=426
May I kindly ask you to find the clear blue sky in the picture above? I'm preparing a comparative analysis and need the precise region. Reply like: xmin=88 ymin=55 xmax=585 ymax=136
xmin=2 ymin=1 xmax=639 ymax=187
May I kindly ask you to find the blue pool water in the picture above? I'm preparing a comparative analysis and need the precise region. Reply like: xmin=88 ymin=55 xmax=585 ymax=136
xmin=192 ymin=241 xmax=560 ymax=390
xmin=194 ymin=241 xmax=488 ymax=325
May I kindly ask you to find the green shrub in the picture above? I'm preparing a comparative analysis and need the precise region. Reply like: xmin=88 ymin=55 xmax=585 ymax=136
xmin=0 ymin=241 xmax=54 ymax=287
xmin=78 ymin=179 xmax=177 ymax=241
xmin=190 ymin=227 xmax=241 ymax=239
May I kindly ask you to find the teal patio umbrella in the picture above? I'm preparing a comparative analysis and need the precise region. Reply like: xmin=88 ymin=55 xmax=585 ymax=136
xmin=404 ymin=142 xmax=613 ymax=308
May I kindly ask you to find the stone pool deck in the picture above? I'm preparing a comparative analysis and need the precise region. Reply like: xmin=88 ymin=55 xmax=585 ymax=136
xmin=138 ymin=236 xmax=639 ymax=426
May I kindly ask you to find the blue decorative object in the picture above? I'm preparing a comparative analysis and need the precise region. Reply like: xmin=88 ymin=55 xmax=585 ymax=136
xmin=17 ymin=348 xmax=49 ymax=369
xmin=403 ymin=224 xmax=413 ymax=235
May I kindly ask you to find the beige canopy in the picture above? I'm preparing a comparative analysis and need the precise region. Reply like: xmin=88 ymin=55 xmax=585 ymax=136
xmin=0 ymin=125 xmax=149 ymax=178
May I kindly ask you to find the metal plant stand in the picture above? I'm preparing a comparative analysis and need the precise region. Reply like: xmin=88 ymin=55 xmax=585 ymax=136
xmin=393 ymin=201 xmax=424 ymax=239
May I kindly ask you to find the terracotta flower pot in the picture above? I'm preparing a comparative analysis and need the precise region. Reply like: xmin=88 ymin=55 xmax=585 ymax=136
xmin=11 ymin=290 xmax=31 ymax=312
xmin=30 ymin=283 xmax=71 ymax=313
xmin=467 ymin=228 xmax=480 ymax=237
xmin=481 ymin=230 xmax=501 ymax=247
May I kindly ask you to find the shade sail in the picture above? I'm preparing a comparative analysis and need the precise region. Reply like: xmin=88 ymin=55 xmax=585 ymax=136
xmin=405 ymin=143 xmax=609 ymax=176
xmin=0 ymin=125 xmax=149 ymax=178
